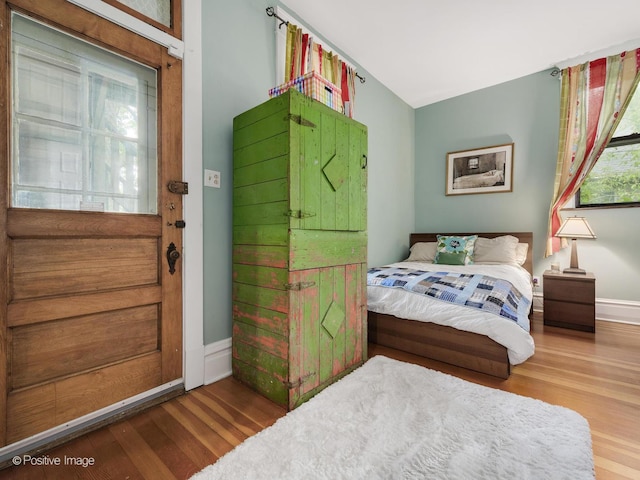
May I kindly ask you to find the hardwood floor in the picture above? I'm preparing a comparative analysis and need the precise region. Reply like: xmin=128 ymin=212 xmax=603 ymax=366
xmin=1 ymin=312 xmax=639 ymax=479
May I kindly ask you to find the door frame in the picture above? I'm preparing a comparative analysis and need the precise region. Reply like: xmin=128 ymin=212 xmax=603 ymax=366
xmin=181 ymin=0 xmax=205 ymax=391
xmin=0 ymin=0 xmax=204 ymax=457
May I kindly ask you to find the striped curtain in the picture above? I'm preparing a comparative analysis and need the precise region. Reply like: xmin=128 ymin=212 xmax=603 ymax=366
xmin=545 ymin=49 xmax=640 ymax=256
xmin=284 ymin=22 xmax=357 ymax=117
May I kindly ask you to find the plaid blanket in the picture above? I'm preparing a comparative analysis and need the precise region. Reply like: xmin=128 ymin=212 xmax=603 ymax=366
xmin=367 ymin=267 xmax=530 ymax=330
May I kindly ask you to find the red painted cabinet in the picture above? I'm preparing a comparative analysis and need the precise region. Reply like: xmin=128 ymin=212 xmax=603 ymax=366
xmin=232 ymin=90 xmax=368 ymax=409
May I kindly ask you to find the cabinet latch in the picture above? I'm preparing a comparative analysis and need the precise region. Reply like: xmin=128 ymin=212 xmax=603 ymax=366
xmin=287 ymin=114 xmax=316 ymax=128
xmin=285 ymin=210 xmax=316 ymax=218
xmin=284 ymin=281 xmax=316 ymax=291
xmin=283 ymin=371 xmax=316 ymax=389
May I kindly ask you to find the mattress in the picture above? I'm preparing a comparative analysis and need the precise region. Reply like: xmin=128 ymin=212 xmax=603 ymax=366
xmin=367 ymin=261 xmax=535 ymax=365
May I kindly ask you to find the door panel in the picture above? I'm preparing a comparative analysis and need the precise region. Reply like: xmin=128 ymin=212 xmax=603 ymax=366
xmin=6 ymin=353 xmax=162 ymax=443
xmin=291 ymin=264 xmax=366 ymax=406
xmin=11 ymin=236 xmax=159 ymax=299
xmin=298 ymin=102 xmax=368 ymax=232
xmin=0 ymin=0 xmax=183 ymax=446
xmin=11 ymin=304 xmax=158 ymax=389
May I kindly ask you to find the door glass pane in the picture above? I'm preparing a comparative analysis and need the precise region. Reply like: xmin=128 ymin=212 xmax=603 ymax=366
xmin=11 ymin=13 xmax=158 ymax=214
xmin=117 ymin=0 xmax=171 ymax=28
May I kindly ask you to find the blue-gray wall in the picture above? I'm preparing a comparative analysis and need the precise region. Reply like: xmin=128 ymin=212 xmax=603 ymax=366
xmin=202 ymin=3 xmax=638 ymax=346
xmin=415 ymin=71 xmax=640 ymax=302
xmin=201 ymin=0 xmax=415 ymax=344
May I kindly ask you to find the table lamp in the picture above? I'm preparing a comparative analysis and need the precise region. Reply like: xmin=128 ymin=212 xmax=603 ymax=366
xmin=555 ymin=216 xmax=596 ymax=274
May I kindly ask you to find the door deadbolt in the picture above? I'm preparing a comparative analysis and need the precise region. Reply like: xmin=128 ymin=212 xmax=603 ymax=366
xmin=167 ymin=220 xmax=186 ymax=228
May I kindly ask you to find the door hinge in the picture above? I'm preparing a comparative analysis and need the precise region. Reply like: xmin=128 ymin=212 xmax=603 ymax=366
xmin=285 ymin=209 xmax=316 ymax=218
xmin=287 ymin=113 xmax=316 ymax=128
xmin=284 ymin=281 xmax=316 ymax=291
xmin=167 ymin=180 xmax=189 ymax=194
xmin=283 ymin=372 xmax=316 ymax=389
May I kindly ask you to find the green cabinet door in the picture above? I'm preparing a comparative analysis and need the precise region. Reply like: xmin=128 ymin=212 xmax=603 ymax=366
xmin=232 ymin=89 xmax=367 ymax=233
xmin=288 ymin=263 xmax=367 ymax=407
xmin=232 ymin=262 xmax=367 ymax=410
xmin=292 ymin=97 xmax=368 ymax=232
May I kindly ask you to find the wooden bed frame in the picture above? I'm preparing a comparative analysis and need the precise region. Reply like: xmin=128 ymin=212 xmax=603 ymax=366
xmin=367 ymin=232 xmax=533 ymax=379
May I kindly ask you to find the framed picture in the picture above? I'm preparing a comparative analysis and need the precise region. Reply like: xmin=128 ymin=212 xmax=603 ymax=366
xmin=446 ymin=143 xmax=514 ymax=196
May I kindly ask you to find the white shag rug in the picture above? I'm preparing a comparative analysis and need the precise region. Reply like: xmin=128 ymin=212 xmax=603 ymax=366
xmin=191 ymin=356 xmax=594 ymax=480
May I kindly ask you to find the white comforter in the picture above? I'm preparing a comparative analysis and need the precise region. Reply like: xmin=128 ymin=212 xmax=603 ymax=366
xmin=367 ymin=262 xmax=535 ymax=365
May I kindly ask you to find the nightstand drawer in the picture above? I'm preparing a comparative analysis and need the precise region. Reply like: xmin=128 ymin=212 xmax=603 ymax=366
xmin=543 ymin=276 xmax=595 ymax=304
xmin=543 ymin=299 xmax=595 ymax=331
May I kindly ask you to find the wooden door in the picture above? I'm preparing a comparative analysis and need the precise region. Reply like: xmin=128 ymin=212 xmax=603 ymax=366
xmin=0 ymin=0 xmax=183 ymax=446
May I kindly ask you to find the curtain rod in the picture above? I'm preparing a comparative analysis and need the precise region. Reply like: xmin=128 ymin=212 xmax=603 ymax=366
xmin=266 ymin=7 xmax=365 ymax=84
xmin=266 ymin=6 xmax=289 ymax=29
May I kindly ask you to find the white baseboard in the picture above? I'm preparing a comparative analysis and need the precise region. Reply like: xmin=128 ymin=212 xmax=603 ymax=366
xmin=532 ymin=293 xmax=640 ymax=325
xmin=595 ymin=298 xmax=640 ymax=325
xmin=203 ymin=337 xmax=232 ymax=385
xmin=532 ymin=292 xmax=544 ymax=312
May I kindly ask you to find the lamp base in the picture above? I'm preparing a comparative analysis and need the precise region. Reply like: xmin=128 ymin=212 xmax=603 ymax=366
xmin=565 ymin=238 xmax=586 ymax=275
xmin=563 ymin=267 xmax=586 ymax=275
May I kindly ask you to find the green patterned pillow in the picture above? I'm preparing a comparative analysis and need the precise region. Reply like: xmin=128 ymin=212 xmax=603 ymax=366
xmin=435 ymin=235 xmax=478 ymax=265
xmin=433 ymin=251 xmax=467 ymax=265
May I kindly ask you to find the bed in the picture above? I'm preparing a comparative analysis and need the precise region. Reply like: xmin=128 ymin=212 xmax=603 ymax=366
xmin=367 ymin=232 xmax=534 ymax=379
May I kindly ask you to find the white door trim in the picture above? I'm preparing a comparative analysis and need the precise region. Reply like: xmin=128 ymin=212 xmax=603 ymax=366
xmin=182 ymin=0 xmax=205 ymax=390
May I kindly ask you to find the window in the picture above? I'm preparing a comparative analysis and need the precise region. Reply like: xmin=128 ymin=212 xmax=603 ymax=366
xmin=11 ymin=13 xmax=158 ymax=214
xmin=577 ymin=84 xmax=640 ymax=207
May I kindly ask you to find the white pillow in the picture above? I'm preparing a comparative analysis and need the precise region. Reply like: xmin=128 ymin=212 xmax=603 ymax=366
xmin=405 ymin=242 xmax=437 ymax=262
xmin=515 ymin=243 xmax=529 ymax=266
xmin=473 ymin=235 xmax=519 ymax=264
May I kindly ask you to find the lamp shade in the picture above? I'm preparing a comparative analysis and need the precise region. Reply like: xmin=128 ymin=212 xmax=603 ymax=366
xmin=556 ymin=216 xmax=596 ymax=239
xmin=555 ymin=216 xmax=596 ymax=274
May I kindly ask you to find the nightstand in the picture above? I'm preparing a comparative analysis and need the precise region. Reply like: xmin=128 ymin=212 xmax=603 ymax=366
xmin=543 ymin=270 xmax=595 ymax=332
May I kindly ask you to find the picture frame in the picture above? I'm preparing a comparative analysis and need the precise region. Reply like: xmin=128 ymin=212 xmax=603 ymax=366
xmin=446 ymin=143 xmax=514 ymax=196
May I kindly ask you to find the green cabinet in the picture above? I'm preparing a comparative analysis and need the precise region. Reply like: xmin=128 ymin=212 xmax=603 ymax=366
xmin=232 ymin=90 xmax=368 ymax=410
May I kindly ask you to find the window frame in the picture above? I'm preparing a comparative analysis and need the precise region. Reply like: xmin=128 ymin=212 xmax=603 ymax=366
xmin=576 ymin=130 xmax=640 ymax=209
xmin=101 ymin=0 xmax=182 ymax=39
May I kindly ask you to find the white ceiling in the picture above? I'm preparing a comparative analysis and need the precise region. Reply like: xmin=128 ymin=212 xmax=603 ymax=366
xmin=280 ymin=0 xmax=640 ymax=108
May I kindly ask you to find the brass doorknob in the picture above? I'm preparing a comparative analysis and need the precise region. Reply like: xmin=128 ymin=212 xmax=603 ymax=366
xmin=166 ymin=242 xmax=180 ymax=274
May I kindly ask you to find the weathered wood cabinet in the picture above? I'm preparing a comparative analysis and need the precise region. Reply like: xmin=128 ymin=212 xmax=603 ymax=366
xmin=232 ymin=90 xmax=368 ymax=410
